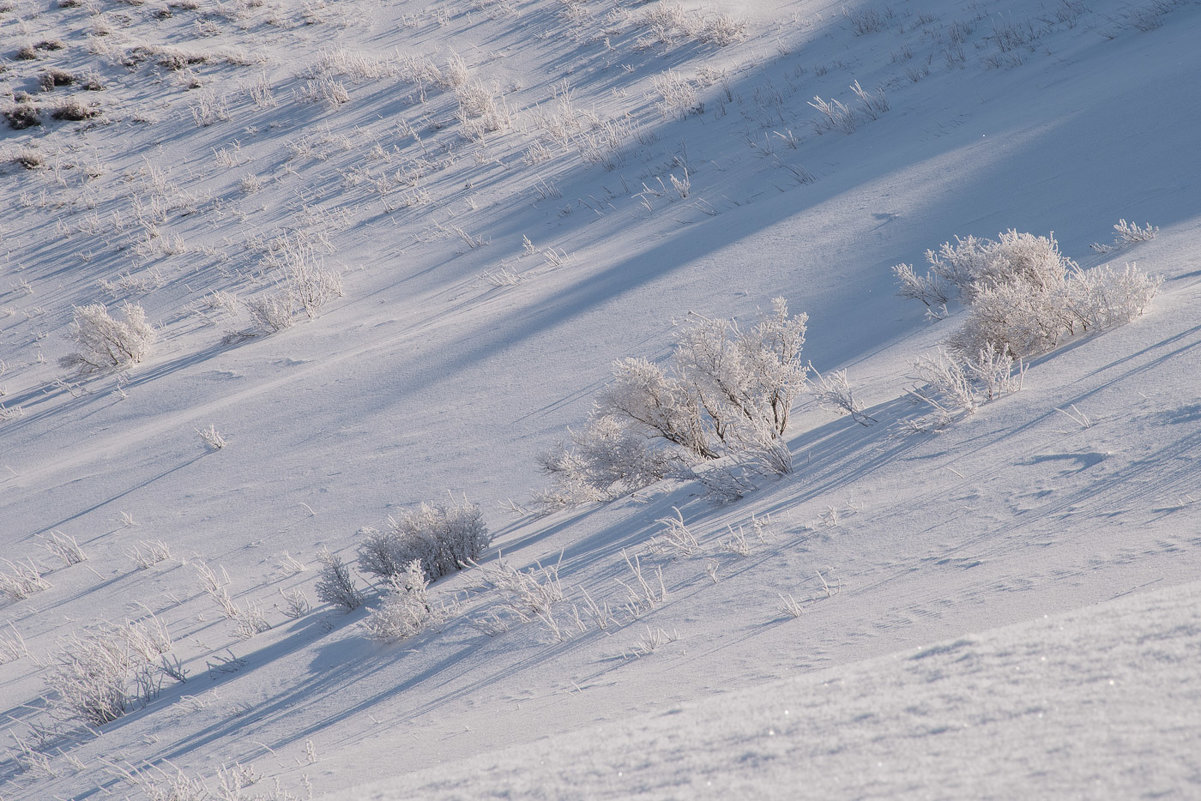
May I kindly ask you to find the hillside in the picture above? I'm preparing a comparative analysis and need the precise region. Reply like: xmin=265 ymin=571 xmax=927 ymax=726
xmin=1 ymin=0 xmax=1199 ymax=798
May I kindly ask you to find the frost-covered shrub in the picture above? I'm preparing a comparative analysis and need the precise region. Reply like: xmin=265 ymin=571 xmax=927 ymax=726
xmin=3 ymin=103 xmax=42 ymax=130
xmin=51 ymin=99 xmax=100 ymax=121
xmin=241 ymin=248 xmax=342 ymax=336
xmin=896 ymin=230 xmax=1161 ymax=359
xmin=47 ymin=631 xmax=131 ymax=725
xmin=356 ymin=527 xmax=411 ymax=581
xmin=285 ymin=252 xmax=344 ymax=319
xmin=539 ymin=299 xmax=808 ymax=505
xmin=362 ymin=561 xmax=440 ymax=641
xmin=537 ymin=413 xmax=682 ymax=504
xmin=673 ymin=297 xmax=808 ymax=443
xmin=891 ymin=261 xmax=949 ymax=310
xmin=245 ymin=291 xmax=295 ymax=333
xmin=315 ymin=549 xmax=364 ymax=611
xmin=911 ymin=344 xmax=1024 ymax=417
xmin=357 ymin=498 xmax=489 ymax=582
xmin=1065 ymin=263 xmax=1162 ymax=330
xmin=597 ymin=357 xmax=714 ymax=459
xmin=0 ymin=558 xmax=52 ymax=600
xmin=1093 ymin=219 xmax=1159 ymax=252
xmin=42 ymin=530 xmax=87 ymax=566
xmin=639 ymin=5 xmax=746 ymax=47
xmin=45 ymin=616 xmax=180 ymax=725
xmin=454 ymin=78 xmax=511 ymax=139
xmin=59 ymin=302 xmax=155 ymax=372
xmin=923 ymin=230 xmax=1072 ymax=304
xmin=948 ymin=279 xmax=1069 ymax=357
xmin=810 ymin=367 xmax=875 ymax=425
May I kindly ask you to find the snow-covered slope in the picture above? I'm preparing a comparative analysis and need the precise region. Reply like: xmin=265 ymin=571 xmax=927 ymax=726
xmin=1 ymin=0 xmax=1199 ymax=798
xmin=341 ymin=578 xmax=1201 ymax=800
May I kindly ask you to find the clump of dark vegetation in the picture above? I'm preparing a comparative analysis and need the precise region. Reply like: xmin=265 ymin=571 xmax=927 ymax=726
xmin=4 ymin=103 xmax=42 ymax=129
xmin=52 ymin=100 xmax=100 ymax=121
xmin=158 ymin=52 xmax=208 ymax=71
xmin=40 ymin=69 xmax=76 ymax=91
xmin=12 ymin=149 xmax=44 ymax=169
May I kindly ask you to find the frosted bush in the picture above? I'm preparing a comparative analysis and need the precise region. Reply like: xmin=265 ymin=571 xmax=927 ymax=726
xmin=538 ymin=413 xmax=681 ymax=503
xmin=912 ymin=348 xmax=975 ymax=414
xmin=245 ymin=291 xmax=296 ymax=334
xmin=949 ymin=279 xmax=1069 ymax=357
xmin=315 ymin=549 xmax=364 ymax=611
xmin=45 ymin=616 xmax=181 ymax=725
xmin=597 ymin=357 xmax=714 ymax=459
xmin=639 ymin=5 xmax=745 ymax=46
xmin=474 ymin=558 xmax=567 ymax=638
xmin=1066 ymin=263 xmax=1162 ymax=330
xmin=357 ymin=497 xmax=489 ymax=582
xmin=540 ymin=298 xmax=808 ymax=504
xmin=0 ymin=558 xmax=52 ymax=600
xmin=356 ymin=526 xmax=411 ymax=581
xmin=641 ymin=4 xmax=700 ymax=43
xmin=285 ymin=253 xmax=343 ymax=319
xmin=700 ymin=14 xmax=748 ymax=45
xmin=362 ymin=561 xmax=440 ymax=641
xmin=966 ymin=343 xmax=1025 ymax=401
xmin=243 ymin=247 xmax=343 ymax=335
xmin=1113 ymin=218 xmax=1158 ymax=243
xmin=651 ymin=71 xmax=703 ymax=118
xmin=735 ymin=418 xmax=794 ymax=475
xmin=296 ymin=76 xmax=351 ymax=107
xmin=59 ymin=302 xmax=155 ymax=373
xmin=1094 ymin=219 xmax=1159 ymax=251
xmin=891 ymin=261 xmax=950 ymax=312
xmin=924 ymin=230 xmax=1072 ymax=303
xmin=911 ymin=345 xmax=1023 ymax=416
xmin=197 ymin=423 xmax=228 ymax=450
xmin=232 ymin=601 xmax=271 ymax=640
xmin=673 ymin=297 xmax=808 ymax=443
xmin=47 ymin=630 xmax=131 ymax=724
xmin=42 ymin=530 xmax=87 ymax=566
xmin=454 ymin=78 xmax=511 ymax=139
xmin=810 ymin=367 xmax=875 ymax=425
xmin=807 ymin=95 xmax=856 ymax=134
xmin=897 ymin=230 xmax=1161 ymax=359
xmin=849 ymin=80 xmax=889 ymax=119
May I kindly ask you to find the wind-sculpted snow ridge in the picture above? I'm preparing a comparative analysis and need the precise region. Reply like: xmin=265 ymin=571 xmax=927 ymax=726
xmin=337 ymin=579 xmax=1201 ymax=800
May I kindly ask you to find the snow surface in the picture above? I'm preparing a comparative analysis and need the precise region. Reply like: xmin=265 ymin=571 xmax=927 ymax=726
xmin=1 ymin=0 xmax=1199 ymax=798
xmin=341 ymin=578 xmax=1201 ymax=800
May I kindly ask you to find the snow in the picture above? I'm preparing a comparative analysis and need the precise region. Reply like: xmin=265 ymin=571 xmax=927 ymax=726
xmin=342 ymin=578 xmax=1201 ymax=800
xmin=1 ymin=0 xmax=1199 ymax=798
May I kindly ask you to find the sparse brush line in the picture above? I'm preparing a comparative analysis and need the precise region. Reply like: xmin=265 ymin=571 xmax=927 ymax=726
xmin=41 ymin=530 xmax=87 ymax=566
xmin=617 ymin=550 xmax=667 ymax=617
xmin=0 ymin=558 xmax=52 ymax=601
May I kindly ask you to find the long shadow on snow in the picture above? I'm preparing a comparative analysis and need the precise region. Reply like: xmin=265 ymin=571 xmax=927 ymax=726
xmin=345 ymin=43 xmax=1201 ymax=406
xmin=78 ymin=613 xmax=353 ymax=799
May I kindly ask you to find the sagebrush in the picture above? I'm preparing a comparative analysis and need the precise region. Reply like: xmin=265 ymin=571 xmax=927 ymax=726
xmin=539 ymin=298 xmax=808 ymax=504
xmin=357 ymin=496 xmax=489 ymax=582
xmin=59 ymin=302 xmax=155 ymax=372
xmin=895 ymin=230 xmax=1161 ymax=359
